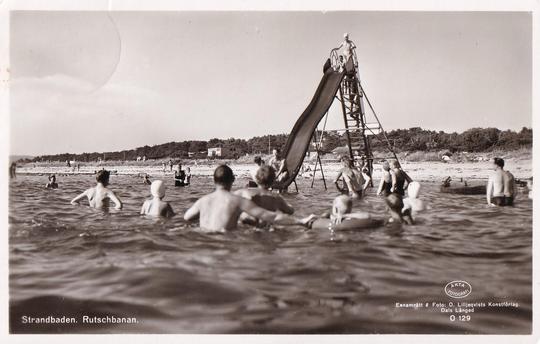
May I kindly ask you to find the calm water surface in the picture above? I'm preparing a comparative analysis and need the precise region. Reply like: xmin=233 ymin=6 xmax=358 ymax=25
xmin=9 ymin=174 xmax=532 ymax=333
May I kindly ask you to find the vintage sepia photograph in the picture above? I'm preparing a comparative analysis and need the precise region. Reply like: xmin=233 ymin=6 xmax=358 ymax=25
xmin=5 ymin=6 xmax=534 ymax=338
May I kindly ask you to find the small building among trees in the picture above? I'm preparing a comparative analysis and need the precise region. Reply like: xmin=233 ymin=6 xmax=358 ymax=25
xmin=208 ymin=147 xmax=228 ymax=158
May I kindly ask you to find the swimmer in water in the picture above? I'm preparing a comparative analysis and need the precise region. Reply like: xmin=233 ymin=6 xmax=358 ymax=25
xmin=142 ymin=174 xmax=151 ymax=185
xmin=174 ymin=163 xmax=186 ymax=187
xmin=71 ymin=169 xmax=122 ymax=210
xmin=328 ymin=195 xmax=370 ymax=224
xmin=334 ymin=157 xmax=367 ymax=198
xmin=390 ymin=160 xmax=408 ymax=196
xmin=184 ymin=165 xmax=314 ymax=232
xmin=305 ymin=195 xmax=382 ymax=230
xmin=377 ymin=161 xmax=392 ymax=196
xmin=235 ymin=165 xmax=294 ymax=226
xmin=386 ymin=193 xmax=413 ymax=225
xmin=45 ymin=174 xmax=58 ymax=189
xmin=140 ymin=180 xmax=174 ymax=217
xmin=402 ymin=181 xmax=427 ymax=215
xmin=185 ymin=167 xmax=191 ymax=185
xmin=486 ymin=157 xmax=516 ymax=206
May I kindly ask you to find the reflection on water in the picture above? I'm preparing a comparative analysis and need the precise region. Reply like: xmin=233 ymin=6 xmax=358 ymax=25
xmin=9 ymin=174 xmax=532 ymax=333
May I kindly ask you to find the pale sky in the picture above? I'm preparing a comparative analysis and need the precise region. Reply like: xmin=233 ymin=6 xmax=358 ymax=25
xmin=10 ymin=11 xmax=532 ymax=155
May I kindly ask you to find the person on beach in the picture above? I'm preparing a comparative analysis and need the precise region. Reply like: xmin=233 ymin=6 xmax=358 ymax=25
xmin=386 ymin=193 xmax=413 ymax=225
xmin=235 ymin=165 xmax=294 ymax=226
xmin=174 ymin=163 xmax=186 ymax=187
xmin=71 ymin=169 xmax=123 ymax=210
xmin=142 ymin=174 xmax=151 ymax=185
xmin=334 ymin=156 xmax=367 ymax=198
xmin=162 ymin=162 xmax=167 ymax=173
xmin=402 ymin=181 xmax=427 ymax=215
xmin=377 ymin=161 xmax=392 ymax=196
xmin=390 ymin=160 xmax=408 ymax=196
xmin=140 ymin=180 xmax=174 ymax=217
xmin=45 ymin=174 xmax=58 ymax=189
xmin=169 ymin=159 xmax=173 ymax=172
xmin=184 ymin=165 xmax=314 ymax=232
xmin=486 ymin=157 xmax=516 ymax=206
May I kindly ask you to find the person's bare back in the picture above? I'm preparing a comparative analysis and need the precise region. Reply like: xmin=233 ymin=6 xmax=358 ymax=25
xmin=190 ymin=190 xmax=244 ymax=231
xmin=71 ymin=170 xmax=122 ymax=210
xmin=184 ymin=165 xmax=312 ymax=232
xmin=487 ymin=157 xmax=514 ymax=206
xmin=140 ymin=180 xmax=174 ymax=217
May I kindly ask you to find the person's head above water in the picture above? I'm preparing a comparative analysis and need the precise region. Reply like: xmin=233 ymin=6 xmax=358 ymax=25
xmin=407 ymin=181 xmax=421 ymax=199
xmin=385 ymin=193 xmax=404 ymax=213
xmin=214 ymin=165 xmax=235 ymax=189
xmin=255 ymin=165 xmax=276 ymax=189
xmin=382 ymin=160 xmax=390 ymax=171
xmin=493 ymin=157 xmax=504 ymax=170
xmin=332 ymin=195 xmax=353 ymax=217
xmin=48 ymin=174 xmax=56 ymax=182
xmin=254 ymin=156 xmax=263 ymax=166
xmin=96 ymin=170 xmax=110 ymax=186
xmin=150 ymin=180 xmax=166 ymax=199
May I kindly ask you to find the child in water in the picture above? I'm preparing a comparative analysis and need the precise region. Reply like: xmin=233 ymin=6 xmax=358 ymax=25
xmin=140 ymin=180 xmax=175 ymax=217
xmin=329 ymin=195 xmax=370 ymax=224
xmin=386 ymin=193 xmax=413 ymax=225
xmin=402 ymin=181 xmax=427 ymax=215
xmin=45 ymin=174 xmax=58 ymax=189
xmin=304 ymin=195 xmax=383 ymax=231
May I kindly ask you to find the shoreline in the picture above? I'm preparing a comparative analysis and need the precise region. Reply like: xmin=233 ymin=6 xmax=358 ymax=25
xmin=14 ymin=159 xmax=532 ymax=184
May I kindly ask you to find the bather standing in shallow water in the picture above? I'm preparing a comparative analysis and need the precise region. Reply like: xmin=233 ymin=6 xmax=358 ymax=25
xmin=141 ymin=180 xmax=174 ymax=217
xmin=390 ymin=160 xmax=408 ymax=196
xmin=45 ymin=174 xmax=58 ymax=189
xmin=487 ymin=157 xmax=516 ymax=206
xmin=71 ymin=169 xmax=122 ymax=210
xmin=235 ymin=165 xmax=294 ymax=226
xmin=377 ymin=161 xmax=392 ymax=196
xmin=184 ymin=165 xmax=313 ymax=232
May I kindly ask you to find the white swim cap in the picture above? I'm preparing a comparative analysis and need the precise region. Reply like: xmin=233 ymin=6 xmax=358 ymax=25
xmin=151 ymin=180 xmax=166 ymax=198
xmin=408 ymin=181 xmax=421 ymax=199
xmin=332 ymin=195 xmax=353 ymax=216
xmin=344 ymin=32 xmax=349 ymax=38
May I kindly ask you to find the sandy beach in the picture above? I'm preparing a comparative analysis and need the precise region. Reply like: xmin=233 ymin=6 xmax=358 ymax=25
xmin=14 ymin=157 xmax=532 ymax=185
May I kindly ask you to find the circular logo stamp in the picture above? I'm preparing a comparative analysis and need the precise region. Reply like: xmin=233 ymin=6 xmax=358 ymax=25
xmin=444 ymin=280 xmax=472 ymax=299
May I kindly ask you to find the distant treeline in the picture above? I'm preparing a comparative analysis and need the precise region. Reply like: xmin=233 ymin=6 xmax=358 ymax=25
xmin=30 ymin=127 xmax=532 ymax=162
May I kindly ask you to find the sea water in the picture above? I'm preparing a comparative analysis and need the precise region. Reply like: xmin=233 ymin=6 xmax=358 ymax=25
xmin=8 ymin=174 xmax=532 ymax=334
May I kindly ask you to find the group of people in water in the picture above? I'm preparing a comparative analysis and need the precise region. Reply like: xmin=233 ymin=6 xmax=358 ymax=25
xmin=27 ymin=152 xmax=519 ymax=233
xmin=62 ymin=153 xmax=436 ymax=232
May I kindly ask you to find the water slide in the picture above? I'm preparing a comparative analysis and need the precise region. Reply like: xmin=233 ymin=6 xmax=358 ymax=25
xmin=274 ymin=59 xmax=350 ymax=189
